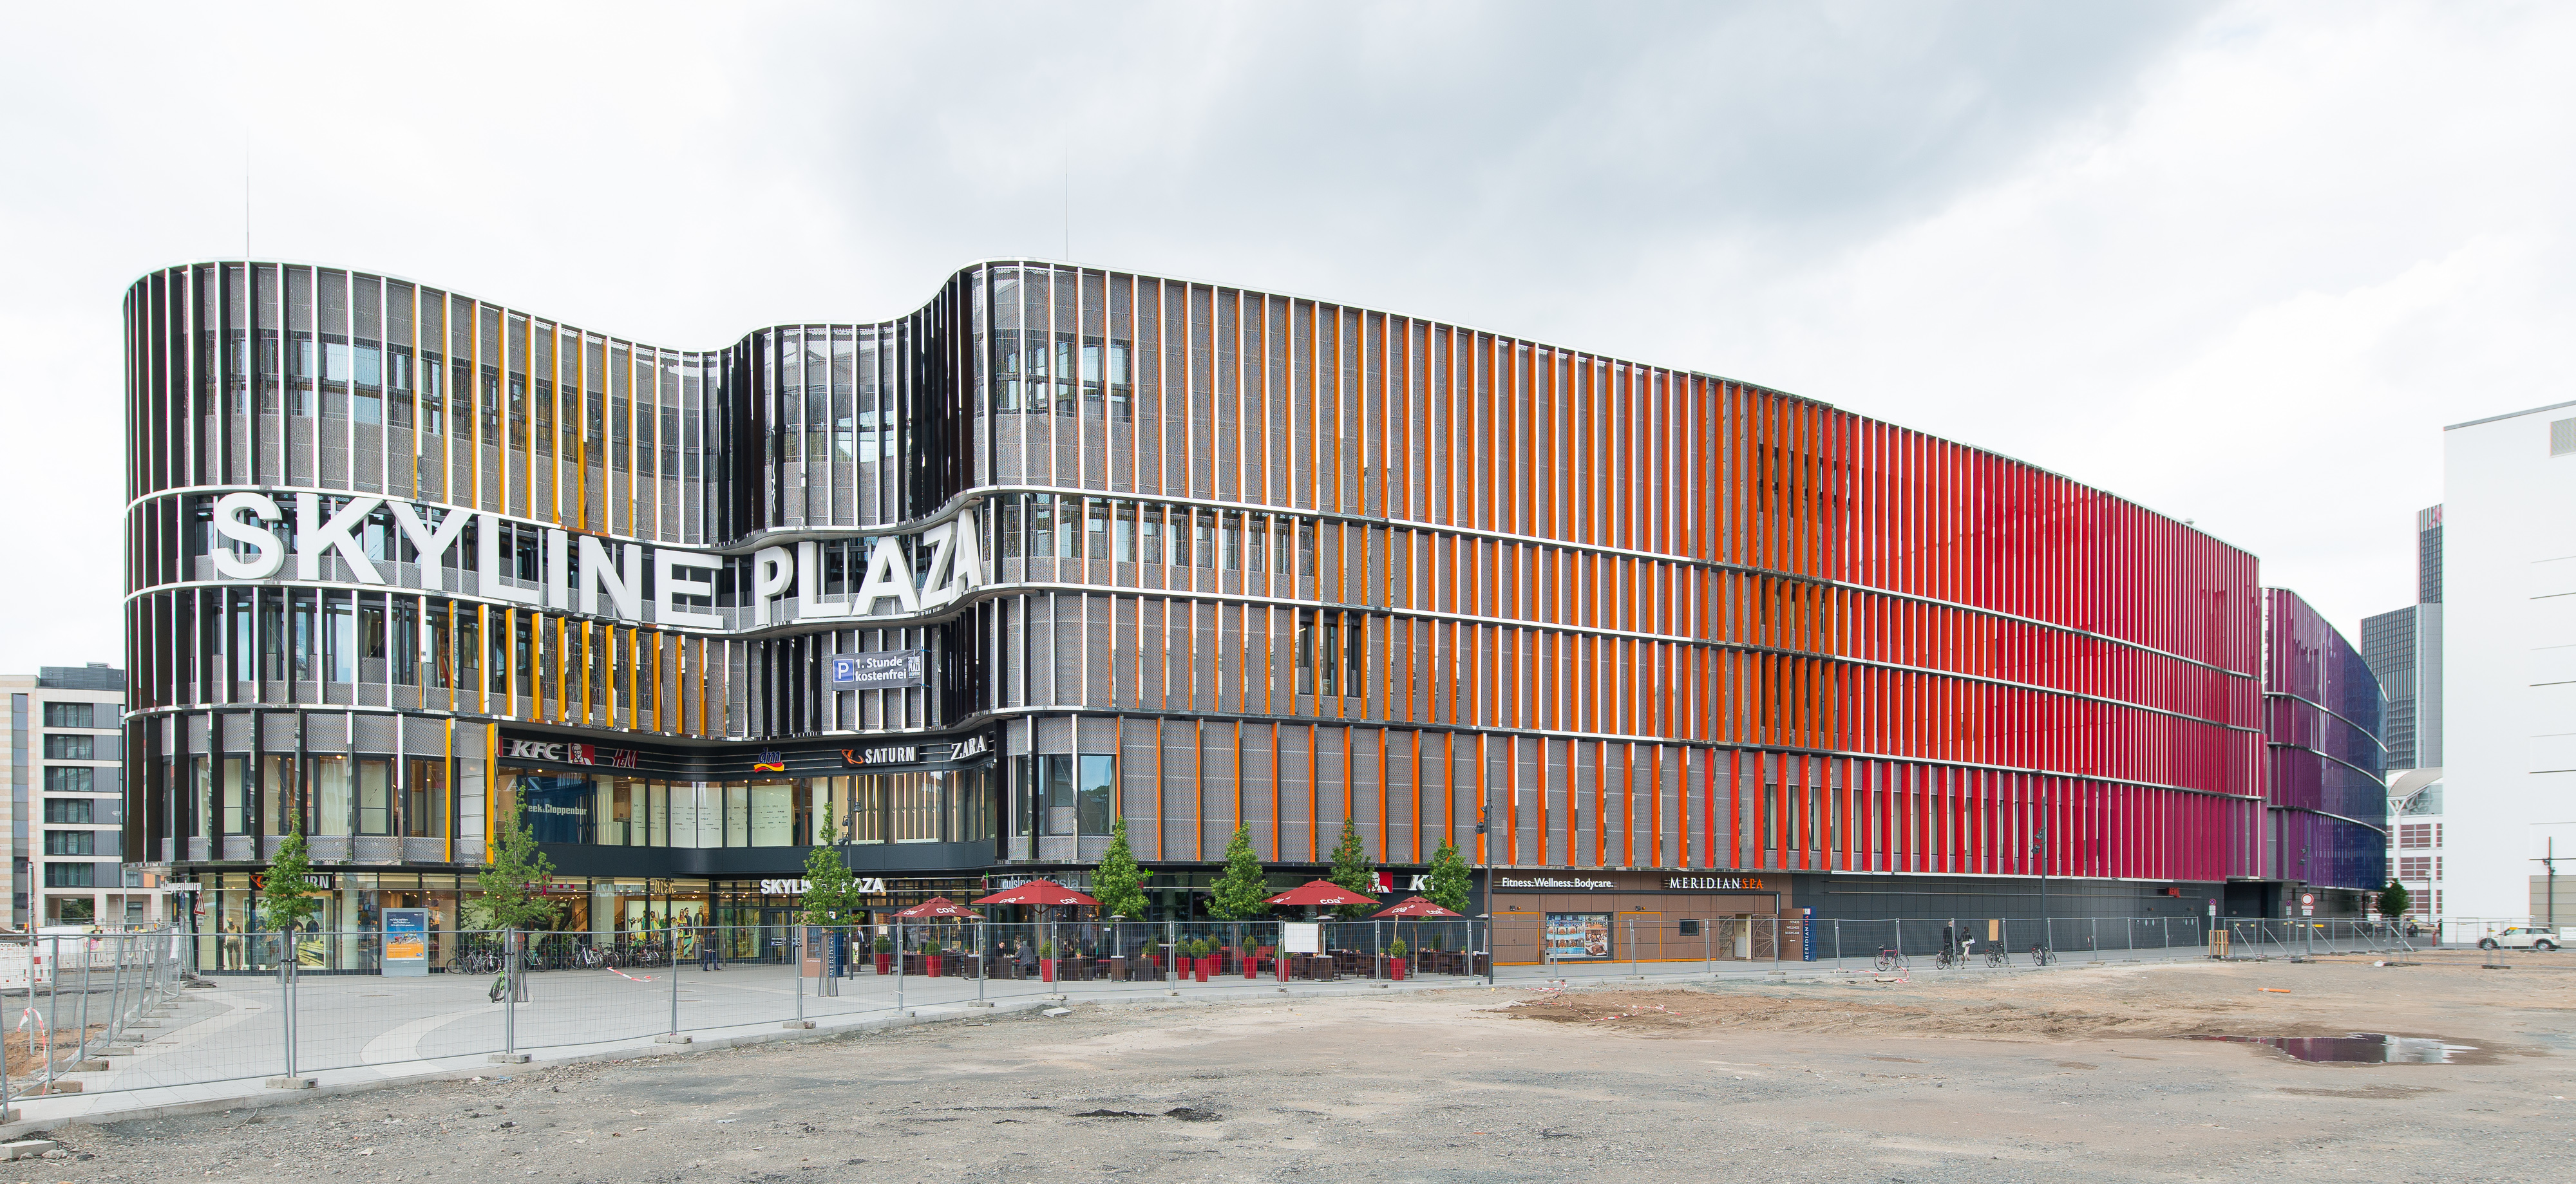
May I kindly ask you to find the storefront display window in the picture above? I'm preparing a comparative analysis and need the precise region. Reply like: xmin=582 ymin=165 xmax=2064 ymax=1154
xmin=513 ymin=771 xmax=593 ymax=843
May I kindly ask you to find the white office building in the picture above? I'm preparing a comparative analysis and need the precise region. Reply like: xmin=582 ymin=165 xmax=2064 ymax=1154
xmin=2443 ymin=406 xmax=2576 ymax=922
xmin=1 ymin=664 xmax=171 ymax=929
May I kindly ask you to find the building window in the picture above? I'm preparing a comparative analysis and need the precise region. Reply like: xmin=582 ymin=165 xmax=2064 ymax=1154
xmin=43 ymin=831 xmax=95 ymax=856
xmin=2398 ymin=823 xmax=2441 ymax=849
xmin=41 ymin=800 xmax=93 ymax=825
xmin=43 ymin=767 xmax=95 ymax=794
xmin=2553 ymin=418 xmax=2576 ymax=456
xmin=41 ymin=735 xmax=93 ymax=760
xmin=1015 ymin=755 xmax=1115 ymax=840
xmin=1294 ymin=611 xmax=1368 ymax=698
xmin=43 ymin=863 xmax=94 ymax=888
xmin=41 ymin=702 xmax=95 ymax=728
xmin=2397 ymin=856 xmax=2442 ymax=881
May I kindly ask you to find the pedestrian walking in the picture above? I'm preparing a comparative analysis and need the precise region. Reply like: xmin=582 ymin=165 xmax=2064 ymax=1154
xmin=698 ymin=926 xmax=723 ymax=972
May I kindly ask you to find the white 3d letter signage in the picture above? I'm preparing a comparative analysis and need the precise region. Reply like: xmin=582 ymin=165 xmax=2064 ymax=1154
xmin=204 ymin=491 xmax=984 ymax=634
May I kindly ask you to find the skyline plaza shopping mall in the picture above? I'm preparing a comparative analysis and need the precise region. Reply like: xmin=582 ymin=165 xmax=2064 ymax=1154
xmin=114 ymin=259 xmax=2389 ymax=961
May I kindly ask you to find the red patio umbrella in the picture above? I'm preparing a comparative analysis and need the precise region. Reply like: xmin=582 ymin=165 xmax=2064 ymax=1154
xmin=1368 ymin=895 xmax=1461 ymax=919
xmin=972 ymin=878 xmax=1101 ymax=907
xmin=893 ymin=896 xmax=984 ymax=921
xmin=1264 ymin=879 xmax=1380 ymax=908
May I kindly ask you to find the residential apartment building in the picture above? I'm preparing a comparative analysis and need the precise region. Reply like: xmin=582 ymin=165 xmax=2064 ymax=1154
xmin=3 ymin=664 xmax=161 ymax=928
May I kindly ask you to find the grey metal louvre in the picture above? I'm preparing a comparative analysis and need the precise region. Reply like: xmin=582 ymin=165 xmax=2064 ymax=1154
xmin=352 ymin=713 xmax=396 ymax=753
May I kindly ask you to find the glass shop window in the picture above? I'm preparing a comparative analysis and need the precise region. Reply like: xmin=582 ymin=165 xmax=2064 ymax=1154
xmin=357 ymin=758 xmax=392 ymax=835
xmin=406 ymin=758 xmax=447 ymax=839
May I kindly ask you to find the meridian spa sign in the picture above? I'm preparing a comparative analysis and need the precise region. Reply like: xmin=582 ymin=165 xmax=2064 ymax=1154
xmin=203 ymin=489 xmax=985 ymax=632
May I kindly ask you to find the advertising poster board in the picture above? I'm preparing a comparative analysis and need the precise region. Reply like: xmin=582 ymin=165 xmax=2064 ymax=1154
xmin=1281 ymin=921 xmax=1323 ymax=954
xmin=382 ymin=908 xmax=430 ymax=977
xmin=1544 ymin=912 xmax=1612 ymax=961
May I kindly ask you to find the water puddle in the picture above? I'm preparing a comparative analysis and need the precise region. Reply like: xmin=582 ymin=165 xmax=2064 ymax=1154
xmin=2192 ymin=1033 xmax=2481 ymax=1064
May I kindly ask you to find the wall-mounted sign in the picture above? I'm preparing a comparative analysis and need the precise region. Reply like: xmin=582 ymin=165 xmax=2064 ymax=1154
xmin=204 ymin=491 xmax=986 ymax=631
xmin=1544 ymin=913 xmax=1613 ymax=960
xmin=840 ymin=733 xmax=994 ymax=767
xmin=753 ymin=749 xmax=787 ymax=773
xmin=759 ymin=877 xmax=886 ymax=895
xmin=503 ymin=738 xmax=639 ymax=768
xmin=1496 ymin=876 xmax=1618 ymax=890
xmin=831 ymin=650 xmax=928 ymax=691
xmin=1665 ymin=876 xmax=1768 ymax=891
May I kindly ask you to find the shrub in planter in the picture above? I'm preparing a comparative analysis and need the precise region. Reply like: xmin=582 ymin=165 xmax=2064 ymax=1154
xmin=1039 ymin=939 xmax=1058 ymax=983
xmin=1385 ymin=937 xmax=1408 ymax=981
xmin=873 ymin=933 xmax=895 ymax=975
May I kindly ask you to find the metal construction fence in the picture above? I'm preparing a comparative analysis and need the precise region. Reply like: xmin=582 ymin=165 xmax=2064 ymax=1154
xmin=0 ymin=928 xmax=189 ymax=1107
xmin=0 ymin=914 xmax=2423 ymax=1103
xmin=1484 ymin=914 xmax=2409 ymax=977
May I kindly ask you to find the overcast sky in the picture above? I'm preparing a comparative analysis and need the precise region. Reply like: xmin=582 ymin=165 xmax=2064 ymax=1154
xmin=3 ymin=1 xmax=2568 ymax=674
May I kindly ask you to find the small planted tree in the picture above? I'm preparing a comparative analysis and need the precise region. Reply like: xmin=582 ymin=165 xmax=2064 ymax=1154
xmin=2378 ymin=878 xmax=2412 ymax=920
xmin=1328 ymin=816 xmax=1378 ymax=919
xmin=1209 ymin=826 xmax=1272 ymax=920
xmin=261 ymin=821 xmax=325 ymax=972
xmin=1427 ymin=838 xmax=1473 ymax=916
xmin=1093 ymin=815 xmax=1150 ymax=920
xmin=800 ymin=821 xmax=866 ymax=925
xmin=468 ymin=793 xmax=561 ymax=933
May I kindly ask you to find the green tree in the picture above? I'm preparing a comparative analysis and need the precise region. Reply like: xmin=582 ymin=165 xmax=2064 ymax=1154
xmin=2378 ymin=878 xmax=2412 ymax=920
xmin=1426 ymin=838 xmax=1473 ymax=916
xmin=1092 ymin=816 xmax=1149 ymax=919
xmin=1208 ymin=827 xmax=1272 ymax=919
xmin=466 ymin=792 xmax=562 ymax=932
xmin=800 ymin=821 xmax=867 ymax=925
xmin=259 ymin=821 xmax=325 ymax=934
xmin=1327 ymin=816 xmax=1378 ymax=919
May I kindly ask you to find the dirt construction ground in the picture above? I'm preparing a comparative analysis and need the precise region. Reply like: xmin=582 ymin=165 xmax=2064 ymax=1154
xmin=13 ymin=952 xmax=2573 ymax=1183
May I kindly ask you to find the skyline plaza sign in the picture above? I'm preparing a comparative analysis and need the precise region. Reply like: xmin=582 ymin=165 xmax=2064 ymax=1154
xmin=202 ymin=489 xmax=985 ymax=632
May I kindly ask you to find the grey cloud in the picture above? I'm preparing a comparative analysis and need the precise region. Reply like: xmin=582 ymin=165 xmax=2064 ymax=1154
xmin=759 ymin=1 xmax=2211 ymax=310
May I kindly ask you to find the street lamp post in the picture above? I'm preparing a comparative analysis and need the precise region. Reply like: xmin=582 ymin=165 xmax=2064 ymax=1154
xmin=2032 ymin=826 xmax=2048 ymax=957
xmin=1477 ymin=779 xmax=1494 ymax=986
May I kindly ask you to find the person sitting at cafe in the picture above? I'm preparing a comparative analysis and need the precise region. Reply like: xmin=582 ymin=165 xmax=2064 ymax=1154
xmin=1014 ymin=939 xmax=1037 ymax=977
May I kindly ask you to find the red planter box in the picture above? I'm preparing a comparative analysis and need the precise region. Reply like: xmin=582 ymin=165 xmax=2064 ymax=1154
xmin=1194 ymin=957 xmax=1212 ymax=982
xmin=874 ymin=952 xmax=893 ymax=975
xmin=1041 ymin=958 xmax=1057 ymax=983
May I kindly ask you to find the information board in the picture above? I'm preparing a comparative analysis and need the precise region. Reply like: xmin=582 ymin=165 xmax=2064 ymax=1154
xmin=382 ymin=908 xmax=429 ymax=977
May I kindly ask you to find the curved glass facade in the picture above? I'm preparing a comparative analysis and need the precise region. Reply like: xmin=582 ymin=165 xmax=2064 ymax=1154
xmin=114 ymin=259 xmax=2379 ymax=926
xmin=2263 ymin=588 xmax=2391 ymax=890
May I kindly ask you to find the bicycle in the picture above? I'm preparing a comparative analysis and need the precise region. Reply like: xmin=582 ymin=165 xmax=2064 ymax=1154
xmin=2029 ymin=944 xmax=2056 ymax=966
xmin=1873 ymin=946 xmax=1906 ymax=973
xmin=1936 ymin=939 xmax=1972 ymax=969
xmin=1985 ymin=942 xmax=2009 ymax=968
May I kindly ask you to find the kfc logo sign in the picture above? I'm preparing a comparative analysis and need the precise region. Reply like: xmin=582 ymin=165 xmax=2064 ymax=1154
xmin=503 ymin=738 xmax=638 ymax=768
